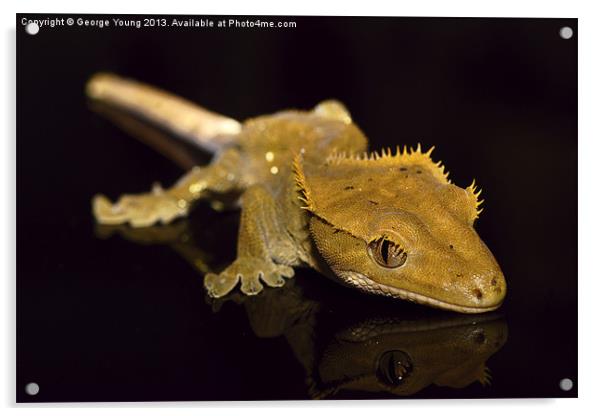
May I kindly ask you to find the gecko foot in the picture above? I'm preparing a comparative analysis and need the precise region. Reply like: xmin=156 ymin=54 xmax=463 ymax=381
xmin=92 ymin=184 xmax=188 ymax=227
xmin=204 ymin=257 xmax=294 ymax=298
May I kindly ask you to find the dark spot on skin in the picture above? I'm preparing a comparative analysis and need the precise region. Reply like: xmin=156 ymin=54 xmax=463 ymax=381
xmin=473 ymin=288 xmax=483 ymax=300
xmin=456 ymin=273 xmax=462 ymax=278
xmin=494 ymin=287 xmax=502 ymax=294
xmin=344 ymin=185 xmax=354 ymax=190
xmin=491 ymin=278 xmax=497 ymax=286
xmin=368 ymin=177 xmax=373 ymax=182
xmin=399 ymin=167 xmax=408 ymax=171
xmin=368 ymin=200 xmax=378 ymax=205
xmin=416 ymin=170 xmax=422 ymax=174
xmin=449 ymin=244 xmax=454 ymax=249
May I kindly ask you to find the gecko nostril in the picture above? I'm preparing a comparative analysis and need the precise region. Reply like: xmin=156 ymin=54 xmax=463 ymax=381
xmin=491 ymin=278 xmax=498 ymax=286
xmin=472 ymin=288 xmax=483 ymax=300
xmin=470 ymin=328 xmax=486 ymax=344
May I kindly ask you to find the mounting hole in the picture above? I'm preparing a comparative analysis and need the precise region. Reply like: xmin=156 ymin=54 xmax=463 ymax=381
xmin=25 ymin=382 xmax=40 ymax=396
xmin=25 ymin=22 xmax=39 ymax=36
xmin=559 ymin=378 xmax=573 ymax=391
xmin=559 ymin=26 xmax=573 ymax=40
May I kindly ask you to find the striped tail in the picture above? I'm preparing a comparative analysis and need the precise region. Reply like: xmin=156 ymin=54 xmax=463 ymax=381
xmin=86 ymin=73 xmax=241 ymax=154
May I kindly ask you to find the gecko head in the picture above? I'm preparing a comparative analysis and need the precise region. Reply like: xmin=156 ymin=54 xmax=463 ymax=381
xmin=294 ymin=145 xmax=506 ymax=313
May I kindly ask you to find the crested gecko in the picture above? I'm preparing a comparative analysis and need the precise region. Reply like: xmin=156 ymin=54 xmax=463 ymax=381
xmin=87 ymin=73 xmax=507 ymax=313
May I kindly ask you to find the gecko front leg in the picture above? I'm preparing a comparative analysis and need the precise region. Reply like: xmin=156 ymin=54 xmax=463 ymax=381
xmin=204 ymin=185 xmax=298 ymax=298
xmin=93 ymin=148 xmax=243 ymax=227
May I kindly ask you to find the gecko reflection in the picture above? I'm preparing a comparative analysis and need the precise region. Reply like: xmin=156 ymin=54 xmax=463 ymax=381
xmin=310 ymin=314 xmax=506 ymax=398
xmin=96 ymin=221 xmax=508 ymax=399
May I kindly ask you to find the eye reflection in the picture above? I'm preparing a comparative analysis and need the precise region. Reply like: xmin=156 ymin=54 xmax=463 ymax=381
xmin=376 ymin=350 xmax=413 ymax=386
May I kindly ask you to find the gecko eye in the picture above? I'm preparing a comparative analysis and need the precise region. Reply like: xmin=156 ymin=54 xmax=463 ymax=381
xmin=368 ymin=236 xmax=407 ymax=268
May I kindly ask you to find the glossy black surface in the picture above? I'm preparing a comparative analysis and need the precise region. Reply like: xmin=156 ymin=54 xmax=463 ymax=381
xmin=17 ymin=15 xmax=577 ymax=401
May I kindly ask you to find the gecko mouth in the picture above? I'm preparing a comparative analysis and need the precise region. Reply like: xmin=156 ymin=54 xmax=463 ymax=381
xmin=337 ymin=270 xmax=502 ymax=314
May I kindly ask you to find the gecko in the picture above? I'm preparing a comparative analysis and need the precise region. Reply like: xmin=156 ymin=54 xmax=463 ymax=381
xmin=87 ymin=73 xmax=507 ymax=313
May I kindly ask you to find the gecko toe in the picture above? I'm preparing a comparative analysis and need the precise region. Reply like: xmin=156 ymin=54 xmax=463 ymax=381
xmin=260 ymin=271 xmax=286 ymax=288
xmin=92 ymin=194 xmax=128 ymax=224
xmin=204 ymin=272 xmax=240 ymax=298
xmin=240 ymin=273 xmax=264 ymax=295
xmin=277 ymin=265 xmax=295 ymax=279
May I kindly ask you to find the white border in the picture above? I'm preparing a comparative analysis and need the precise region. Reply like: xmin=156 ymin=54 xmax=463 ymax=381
xmin=3 ymin=0 xmax=600 ymax=415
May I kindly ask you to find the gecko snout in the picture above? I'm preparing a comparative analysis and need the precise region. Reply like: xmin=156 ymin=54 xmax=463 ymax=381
xmin=468 ymin=270 xmax=506 ymax=309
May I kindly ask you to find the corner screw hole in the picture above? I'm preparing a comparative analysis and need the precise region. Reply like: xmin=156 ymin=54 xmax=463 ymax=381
xmin=559 ymin=26 xmax=573 ymax=40
xmin=559 ymin=378 xmax=573 ymax=391
xmin=25 ymin=382 xmax=39 ymax=396
xmin=25 ymin=22 xmax=40 ymax=35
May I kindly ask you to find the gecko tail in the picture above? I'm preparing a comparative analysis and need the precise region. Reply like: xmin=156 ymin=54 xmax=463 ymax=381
xmin=86 ymin=72 xmax=241 ymax=154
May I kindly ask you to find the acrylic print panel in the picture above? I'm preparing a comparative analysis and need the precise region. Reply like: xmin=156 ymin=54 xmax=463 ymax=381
xmin=16 ymin=14 xmax=577 ymax=402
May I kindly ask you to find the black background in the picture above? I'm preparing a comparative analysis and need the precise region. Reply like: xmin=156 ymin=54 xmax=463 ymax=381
xmin=17 ymin=15 xmax=577 ymax=401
